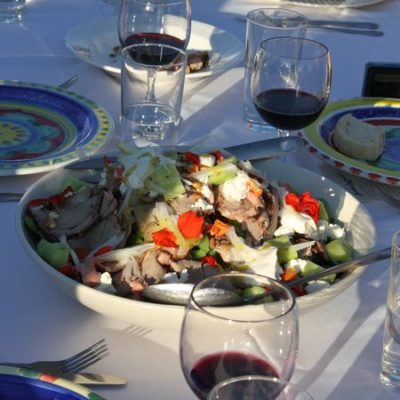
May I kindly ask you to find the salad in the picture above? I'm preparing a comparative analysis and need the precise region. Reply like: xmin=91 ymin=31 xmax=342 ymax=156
xmin=24 ymin=145 xmax=355 ymax=301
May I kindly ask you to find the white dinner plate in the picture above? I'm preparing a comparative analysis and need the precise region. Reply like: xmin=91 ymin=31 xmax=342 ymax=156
xmin=65 ymin=17 xmax=244 ymax=80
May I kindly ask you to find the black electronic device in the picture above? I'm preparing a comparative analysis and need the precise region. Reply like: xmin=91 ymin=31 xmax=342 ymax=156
xmin=362 ymin=62 xmax=400 ymax=98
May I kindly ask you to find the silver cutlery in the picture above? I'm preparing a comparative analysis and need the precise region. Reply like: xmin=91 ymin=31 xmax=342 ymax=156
xmin=286 ymin=247 xmax=391 ymax=288
xmin=141 ymin=247 xmax=391 ymax=305
xmin=0 ymin=137 xmax=304 ymax=202
xmin=58 ymin=74 xmax=79 ymax=90
xmin=235 ymin=14 xmax=382 ymax=36
xmin=312 ymin=27 xmax=383 ymax=36
xmin=2 ymin=339 xmax=108 ymax=375
xmin=65 ymin=137 xmax=304 ymax=169
xmin=58 ymin=372 xmax=127 ymax=386
xmin=307 ymin=19 xmax=378 ymax=29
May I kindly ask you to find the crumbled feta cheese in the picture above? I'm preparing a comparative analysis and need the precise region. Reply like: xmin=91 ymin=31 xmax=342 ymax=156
xmin=96 ymin=272 xmax=116 ymax=294
xmin=199 ymin=154 xmax=216 ymax=167
xmin=309 ymin=220 xmax=346 ymax=241
xmin=328 ymin=223 xmax=346 ymax=240
xmin=192 ymin=198 xmax=213 ymax=211
xmin=275 ymin=203 xmax=317 ymax=237
xmin=220 ymin=170 xmax=250 ymax=202
xmin=286 ymin=258 xmax=308 ymax=274
xmin=305 ymin=280 xmax=330 ymax=294
xmin=200 ymin=184 xmax=214 ymax=203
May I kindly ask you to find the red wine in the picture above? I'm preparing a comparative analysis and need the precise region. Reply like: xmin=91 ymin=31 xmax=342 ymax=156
xmin=122 ymin=32 xmax=185 ymax=65
xmin=189 ymin=351 xmax=279 ymax=398
xmin=254 ymin=89 xmax=326 ymax=131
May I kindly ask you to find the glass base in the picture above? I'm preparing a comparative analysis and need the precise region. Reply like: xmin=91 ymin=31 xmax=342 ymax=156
xmin=244 ymin=120 xmax=276 ymax=135
xmin=380 ymin=371 xmax=400 ymax=394
xmin=121 ymin=103 xmax=179 ymax=143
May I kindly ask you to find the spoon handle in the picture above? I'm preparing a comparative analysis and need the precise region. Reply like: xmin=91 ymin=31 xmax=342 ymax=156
xmin=286 ymin=247 xmax=391 ymax=288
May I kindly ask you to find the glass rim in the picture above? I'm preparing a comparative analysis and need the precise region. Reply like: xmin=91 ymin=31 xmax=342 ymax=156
xmin=246 ymin=8 xmax=309 ymax=30
xmin=260 ymin=36 xmax=330 ymax=60
xmin=189 ymin=271 xmax=297 ymax=323
xmin=121 ymin=43 xmax=188 ymax=67
xmin=208 ymin=375 xmax=313 ymax=399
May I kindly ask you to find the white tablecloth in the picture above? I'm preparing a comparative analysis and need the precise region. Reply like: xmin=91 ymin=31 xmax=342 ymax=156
xmin=1 ymin=0 xmax=400 ymax=398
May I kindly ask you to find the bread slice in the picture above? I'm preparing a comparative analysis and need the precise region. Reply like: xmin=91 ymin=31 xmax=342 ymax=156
xmin=332 ymin=113 xmax=385 ymax=161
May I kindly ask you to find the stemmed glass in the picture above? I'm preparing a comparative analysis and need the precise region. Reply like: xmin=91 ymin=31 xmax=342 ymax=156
xmin=179 ymin=272 xmax=299 ymax=400
xmin=251 ymin=37 xmax=332 ymax=138
xmin=118 ymin=0 xmax=191 ymax=101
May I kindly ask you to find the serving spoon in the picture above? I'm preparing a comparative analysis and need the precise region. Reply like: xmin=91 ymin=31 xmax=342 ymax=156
xmin=141 ymin=247 xmax=391 ymax=305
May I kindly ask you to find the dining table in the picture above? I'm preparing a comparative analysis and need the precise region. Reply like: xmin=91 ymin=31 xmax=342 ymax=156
xmin=1 ymin=0 xmax=400 ymax=398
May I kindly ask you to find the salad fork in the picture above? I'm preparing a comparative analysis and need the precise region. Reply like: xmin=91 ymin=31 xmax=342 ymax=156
xmin=2 ymin=338 xmax=109 ymax=375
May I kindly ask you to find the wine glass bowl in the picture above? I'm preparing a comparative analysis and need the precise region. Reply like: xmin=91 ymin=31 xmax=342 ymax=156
xmin=118 ymin=0 xmax=191 ymax=50
xmin=251 ymin=37 xmax=332 ymax=138
xmin=207 ymin=375 xmax=314 ymax=400
xmin=179 ymin=272 xmax=299 ymax=400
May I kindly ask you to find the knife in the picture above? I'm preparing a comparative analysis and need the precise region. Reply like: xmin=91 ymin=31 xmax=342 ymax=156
xmin=65 ymin=136 xmax=304 ymax=170
xmin=60 ymin=372 xmax=127 ymax=386
xmin=234 ymin=14 xmax=379 ymax=30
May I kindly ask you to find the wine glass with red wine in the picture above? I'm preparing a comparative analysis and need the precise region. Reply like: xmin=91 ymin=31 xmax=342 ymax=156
xmin=179 ymin=272 xmax=298 ymax=400
xmin=118 ymin=0 xmax=191 ymax=101
xmin=251 ymin=37 xmax=331 ymax=138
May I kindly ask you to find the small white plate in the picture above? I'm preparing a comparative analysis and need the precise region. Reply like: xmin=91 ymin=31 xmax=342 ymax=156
xmin=65 ymin=17 xmax=244 ymax=80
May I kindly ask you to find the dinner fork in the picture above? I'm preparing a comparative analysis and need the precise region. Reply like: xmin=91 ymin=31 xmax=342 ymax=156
xmin=2 ymin=338 xmax=109 ymax=375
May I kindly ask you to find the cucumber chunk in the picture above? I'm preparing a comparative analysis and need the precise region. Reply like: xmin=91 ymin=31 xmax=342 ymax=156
xmin=37 ymin=239 xmax=70 ymax=269
xmin=277 ymin=247 xmax=298 ymax=265
xmin=269 ymin=235 xmax=291 ymax=247
xmin=319 ymin=200 xmax=330 ymax=221
xmin=325 ymin=238 xmax=353 ymax=264
xmin=208 ymin=170 xmax=237 ymax=185
xmin=302 ymin=261 xmax=336 ymax=284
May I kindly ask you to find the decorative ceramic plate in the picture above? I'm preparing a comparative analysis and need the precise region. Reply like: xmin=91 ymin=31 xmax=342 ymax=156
xmin=0 ymin=365 xmax=105 ymax=399
xmin=0 ymin=81 xmax=113 ymax=176
xmin=65 ymin=17 xmax=244 ymax=80
xmin=301 ymin=97 xmax=400 ymax=186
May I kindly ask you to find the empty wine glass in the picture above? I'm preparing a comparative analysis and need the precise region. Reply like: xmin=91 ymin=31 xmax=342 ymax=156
xmin=251 ymin=37 xmax=332 ymax=138
xmin=179 ymin=272 xmax=299 ymax=400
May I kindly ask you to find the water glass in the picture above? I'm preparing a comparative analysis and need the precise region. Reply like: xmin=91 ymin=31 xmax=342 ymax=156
xmin=0 ymin=0 xmax=25 ymax=23
xmin=243 ymin=8 xmax=308 ymax=132
xmin=207 ymin=376 xmax=313 ymax=400
xmin=380 ymin=230 xmax=400 ymax=393
xmin=120 ymin=43 xmax=187 ymax=143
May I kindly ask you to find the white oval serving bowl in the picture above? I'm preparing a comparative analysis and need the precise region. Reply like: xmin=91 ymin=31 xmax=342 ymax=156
xmin=15 ymin=158 xmax=376 ymax=331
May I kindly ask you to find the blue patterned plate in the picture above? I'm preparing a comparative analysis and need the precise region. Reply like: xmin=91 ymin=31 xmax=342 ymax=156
xmin=0 ymin=81 xmax=113 ymax=176
xmin=0 ymin=365 xmax=106 ymax=399
xmin=301 ymin=97 xmax=400 ymax=185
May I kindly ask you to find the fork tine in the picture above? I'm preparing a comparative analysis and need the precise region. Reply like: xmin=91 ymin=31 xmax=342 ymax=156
xmin=61 ymin=348 xmax=109 ymax=373
xmin=60 ymin=341 xmax=109 ymax=373
xmin=63 ymin=339 xmax=106 ymax=364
